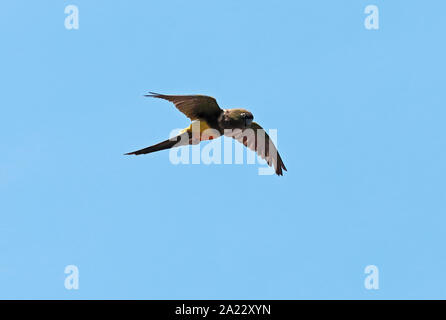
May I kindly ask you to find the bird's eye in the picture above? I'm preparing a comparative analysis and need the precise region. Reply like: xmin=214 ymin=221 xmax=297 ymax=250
xmin=241 ymin=113 xmax=247 ymax=118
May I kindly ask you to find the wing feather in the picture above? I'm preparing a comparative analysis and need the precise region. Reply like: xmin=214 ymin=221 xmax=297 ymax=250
xmin=145 ymin=92 xmax=223 ymax=122
xmin=225 ymin=122 xmax=287 ymax=176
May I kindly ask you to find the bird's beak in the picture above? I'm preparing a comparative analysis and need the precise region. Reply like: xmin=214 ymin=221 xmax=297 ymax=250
xmin=245 ymin=118 xmax=253 ymax=127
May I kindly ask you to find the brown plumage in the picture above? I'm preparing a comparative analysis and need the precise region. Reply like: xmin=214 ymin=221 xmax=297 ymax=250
xmin=125 ymin=93 xmax=287 ymax=176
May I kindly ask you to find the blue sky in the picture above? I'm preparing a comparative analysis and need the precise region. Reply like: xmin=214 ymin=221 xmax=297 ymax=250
xmin=1 ymin=1 xmax=445 ymax=299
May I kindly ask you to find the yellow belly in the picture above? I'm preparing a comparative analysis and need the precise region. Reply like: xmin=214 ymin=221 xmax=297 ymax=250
xmin=179 ymin=121 xmax=216 ymax=141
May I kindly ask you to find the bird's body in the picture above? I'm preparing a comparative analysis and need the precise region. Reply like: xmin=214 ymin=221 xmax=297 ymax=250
xmin=125 ymin=92 xmax=287 ymax=175
xmin=179 ymin=120 xmax=213 ymax=137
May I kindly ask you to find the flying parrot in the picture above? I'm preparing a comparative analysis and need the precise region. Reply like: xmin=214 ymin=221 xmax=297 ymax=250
xmin=125 ymin=93 xmax=287 ymax=176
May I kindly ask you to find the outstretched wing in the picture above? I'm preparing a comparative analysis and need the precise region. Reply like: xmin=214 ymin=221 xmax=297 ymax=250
xmin=226 ymin=122 xmax=287 ymax=176
xmin=145 ymin=92 xmax=223 ymax=123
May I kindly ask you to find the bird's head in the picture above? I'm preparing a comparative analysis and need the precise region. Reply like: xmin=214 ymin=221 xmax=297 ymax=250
xmin=226 ymin=109 xmax=254 ymax=128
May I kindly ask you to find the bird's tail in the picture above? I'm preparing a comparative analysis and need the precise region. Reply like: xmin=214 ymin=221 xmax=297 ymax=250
xmin=124 ymin=131 xmax=190 ymax=155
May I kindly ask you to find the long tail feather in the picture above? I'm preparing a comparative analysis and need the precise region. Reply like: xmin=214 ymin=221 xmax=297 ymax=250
xmin=125 ymin=132 xmax=190 ymax=155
